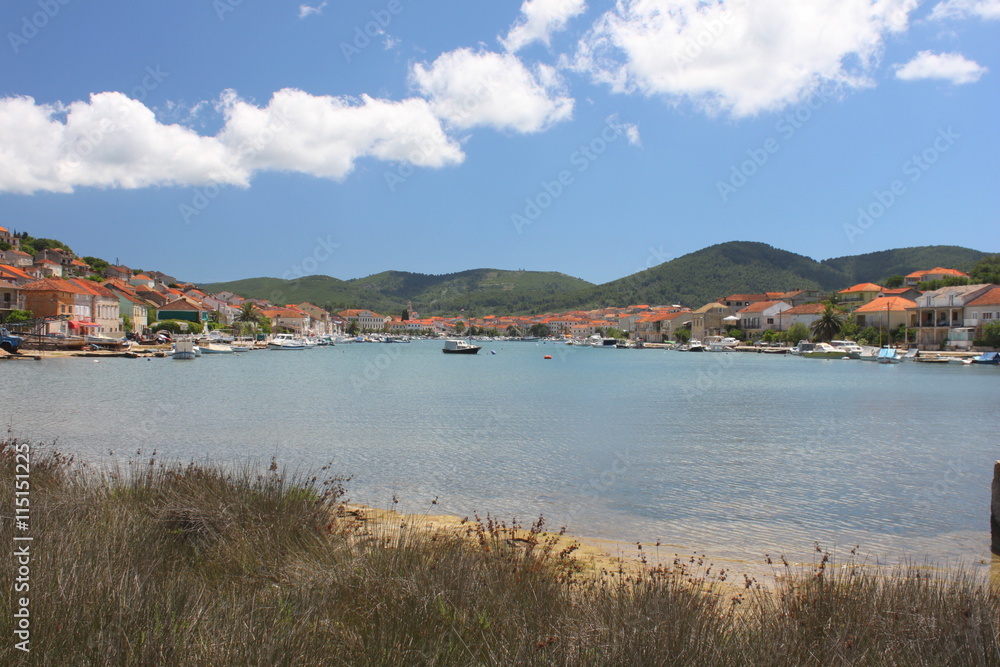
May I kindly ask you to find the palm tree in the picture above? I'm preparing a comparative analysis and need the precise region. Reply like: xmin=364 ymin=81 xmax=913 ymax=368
xmin=234 ymin=302 xmax=263 ymax=336
xmin=810 ymin=303 xmax=845 ymax=342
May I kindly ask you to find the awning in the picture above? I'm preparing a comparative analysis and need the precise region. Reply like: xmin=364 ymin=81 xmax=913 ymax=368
xmin=68 ymin=320 xmax=100 ymax=329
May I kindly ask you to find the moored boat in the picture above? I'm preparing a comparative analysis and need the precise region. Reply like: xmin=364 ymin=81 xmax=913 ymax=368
xmin=268 ymin=333 xmax=307 ymax=350
xmin=801 ymin=342 xmax=855 ymax=359
xmin=970 ymin=351 xmax=1000 ymax=365
xmin=442 ymin=339 xmax=481 ymax=354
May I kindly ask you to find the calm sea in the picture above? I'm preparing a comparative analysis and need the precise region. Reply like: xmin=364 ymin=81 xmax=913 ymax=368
xmin=3 ymin=341 xmax=998 ymax=568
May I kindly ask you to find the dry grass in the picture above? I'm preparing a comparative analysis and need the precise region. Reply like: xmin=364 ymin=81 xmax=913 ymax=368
xmin=2 ymin=437 xmax=997 ymax=665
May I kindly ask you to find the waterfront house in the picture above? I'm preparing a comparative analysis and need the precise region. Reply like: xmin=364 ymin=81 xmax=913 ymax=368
xmin=68 ymin=278 xmax=121 ymax=336
xmin=105 ymin=280 xmax=150 ymax=334
xmin=21 ymin=278 xmax=94 ymax=335
xmin=853 ymin=296 xmax=917 ymax=331
xmin=963 ymin=286 xmax=1000 ymax=334
xmin=780 ymin=302 xmax=828 ymax=331
xmin=689 ymin=302 xmax=734 ymax=341
xmin=737 ymin=300 xmax=792 ymax=334
xmin=158 ymin=297 xmax=212 ymax=325
xmin=908 ymin=283 xmax=996 ymax=349
xmin=0 ymin=279 xmax=25 ymax=316
xmin=338 ymin=309 xmax=390 ymax=332
xmin=837 ymin=283 xmax=883 ymax=311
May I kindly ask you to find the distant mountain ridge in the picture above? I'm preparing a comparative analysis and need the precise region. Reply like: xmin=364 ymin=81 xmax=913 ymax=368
xmin=198 ymin=242 xmax=993 ymax=316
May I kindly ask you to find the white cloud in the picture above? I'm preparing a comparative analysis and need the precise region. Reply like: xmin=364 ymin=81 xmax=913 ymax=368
xmin=929 ymin=0 xmax=1000 ymax=21
xmin=217 ymin=88 xmax=464 ymax=179
xmin=0 ymin=89 xmax=464 ymax=194
xmin=895 ymin=50 xmax=987 ymax=84
xmin=0 ymin=93 xmax=242 ymax=195
xmin=572 ymin=0 xmax=920 ymax=117
xmin=298 ymin=2 xmax=327 ymax=19
xmin=411 ymin=48 xmax=574 ymax=133
xmin=501 ymin=0 xmax=588 ymax=52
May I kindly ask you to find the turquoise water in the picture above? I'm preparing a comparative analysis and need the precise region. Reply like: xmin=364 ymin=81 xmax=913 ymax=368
xmin=2 ymin=342 xmax=997 ymax=566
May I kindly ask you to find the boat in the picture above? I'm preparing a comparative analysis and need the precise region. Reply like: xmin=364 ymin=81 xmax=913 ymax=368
xmin=268 ymin=333 xmax=307 ymax=350
xmin=789 ymin=340 xmax=815 ymax=356
xmin=442 ymin=339 xmax=481 ymax=354
xmin=829 ymin=340 xmax=864 ymax=358
xmin=876 ymin=347 xmax=902 ymax=364
xmin=970 ymin=351 xmax=1000 ymax=365
xmin=200 ymin=342 xmax=234 ymax=354
xmin=801 ymin=342 xmax=855 ymax=359
xmin=172 ymin=337 xmax=197 ymax=360
xmin=686 ymin=340 xmax=706 ymax=352
xmin=705 ymin=336 xmax=739 ymax=352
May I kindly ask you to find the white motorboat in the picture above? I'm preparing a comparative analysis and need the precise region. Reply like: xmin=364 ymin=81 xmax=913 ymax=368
xmin=172 ymin=337 xmax=198 ymax=360
xmin=268 ymin=333 xmax=307 ymax=350
xmin=200 ymin=342 xmax=234 ymax=354
xmin=706 ymin=336 xmax=739 ymax=352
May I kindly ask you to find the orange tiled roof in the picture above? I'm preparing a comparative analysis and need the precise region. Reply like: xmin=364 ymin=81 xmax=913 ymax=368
xmin=782 ymin=302 xmax=827 ymax=315
xmin=905 ymin=267 xmax=969 ymax=279
xmin=965 ymin=286 xmax=1000 ymax=307
xmin=853 ymin=296 xmax=917 ymax=313
xmin=839 ymin=283 xmax=884 ymax=294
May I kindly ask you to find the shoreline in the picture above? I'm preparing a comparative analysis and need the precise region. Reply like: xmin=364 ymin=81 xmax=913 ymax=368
xmin=338 ymin=503 xmax=1000 ymax=592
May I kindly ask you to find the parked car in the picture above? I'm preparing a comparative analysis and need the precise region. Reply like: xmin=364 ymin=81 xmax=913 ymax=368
xmin=1 ymin=327 xmax=23 ymax=353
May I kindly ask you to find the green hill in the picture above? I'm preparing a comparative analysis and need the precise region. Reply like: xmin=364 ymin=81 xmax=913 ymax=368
xmin=199 ymin=269 xmax=593 ymax=316
xmin=198 ymin=242 xmax=994 ymax=315
xmin=821 ymin=246 xmax=988 ymax=285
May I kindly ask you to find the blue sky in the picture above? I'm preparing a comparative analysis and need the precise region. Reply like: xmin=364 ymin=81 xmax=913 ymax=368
xmin=1 ymin=0 xmax=997 ymax=285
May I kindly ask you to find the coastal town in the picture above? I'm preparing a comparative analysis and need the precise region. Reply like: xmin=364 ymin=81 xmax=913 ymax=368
xmin=1 ymin=225 xmax=999 ymax=357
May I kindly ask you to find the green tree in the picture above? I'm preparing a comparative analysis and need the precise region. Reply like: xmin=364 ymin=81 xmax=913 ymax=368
xmin=346 ymin=320 xmax=359 ymax=336
xmin=976 ymin=321 xmax=1000 ymax=348
xmin=1 ymin=309 xmax=31 ymax=324
xmin=784 ymin=322 xmax=810 ymax=344
xmin=837 ymin=319 xmax=860 ymax=340
xmin=883 ymin=275 xmax=904 ymax=288
xmin=810 ymin=304 xmax=845 ymax=342
xmin=453 ymin=321 xmax=466 ymax=335
xmin=121 ymin=315 xmax=133 ymax=333
xmin=0 ymin=241 xmax=10 ymax=251
xmin=673 ymin=328 xmax=691 ymax=344
xmin=83 ymin=256 xmax=110 ymax=274
xmin=969 ymin=255 xmax=1000 ymax=285
xmin=528 ymin=323 xmax=549 ymax=337
xmin=234 ymin=302 xmax=263 ymax=335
